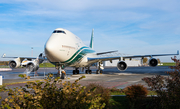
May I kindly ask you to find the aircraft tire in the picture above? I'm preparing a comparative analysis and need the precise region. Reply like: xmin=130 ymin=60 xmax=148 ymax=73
xmin=73 ymin=70 xmax=75 ymax=75
xmin=77 ymin=70 xmax=79 ymax=74
xmin=96 ymin=70 xmax=98 ymax=74
xmin=96 ymin=70 xmax=103 ymax=74
xmin=89 ymin=70 xmax=92 ymax=74
xmin=61 ymin=73 xmax=65 ymax=79
xmin=85 ymin=70 xmax=88 ymax=74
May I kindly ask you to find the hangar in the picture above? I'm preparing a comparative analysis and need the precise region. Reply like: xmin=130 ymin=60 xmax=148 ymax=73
xmin=103 ymin=59 xmax=142 ymax=67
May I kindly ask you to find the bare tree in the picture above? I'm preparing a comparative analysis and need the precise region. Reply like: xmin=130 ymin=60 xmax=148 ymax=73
xmin=143 ymin=57 xmax=148 ymax=64
xmin=157 ymin=58 xmax=161 ymax=63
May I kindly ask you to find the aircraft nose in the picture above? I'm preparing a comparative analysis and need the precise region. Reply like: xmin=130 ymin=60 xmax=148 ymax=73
xmin=44 ymin=39 xmax=58 ymax=62
xmin=45 ymin=40 xmax=53 ymax=53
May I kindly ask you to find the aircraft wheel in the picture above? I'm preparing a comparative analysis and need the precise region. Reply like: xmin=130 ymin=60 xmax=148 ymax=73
xmin=85 ymin=70 xmax=91 ymax=74
xmin=89 ymin=70 xmax=92 ymax=74
xmin=73 ymin=70 xmax=75 ymax=75
xmin=77 ymin=70 xmax=79 ymax=74
xmin=96 ymin=70 xmax=103 ymax=74
xmin=96 ymin=70 xmax=98 ymax=74
xmin=61 ymin=73 xmax=65 ymax=79
xmin=85 ymin=70 xmax=88 ymax=74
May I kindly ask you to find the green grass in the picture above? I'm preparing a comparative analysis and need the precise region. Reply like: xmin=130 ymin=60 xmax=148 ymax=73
xmin=111 ymin=91 xmax=125 ymax=95
xmin=109 ymin=95 xmax=158 ymax=109
xmin=109 ymin=96 xmax=129 ymax=109
xmin=111 ymin=90 xmax=157 ymax=96
xmin=0 ymin=66 xmax=9 ymax=68
xmin=148 ymin=91 xmax=157 ymax=95
xmin=39 ymin=63 xmax=55 ymax=68
xmin=0 ymin=63 xmax=55 ymax=68
xmin=159 ymin=62 xmax=176 ymax=66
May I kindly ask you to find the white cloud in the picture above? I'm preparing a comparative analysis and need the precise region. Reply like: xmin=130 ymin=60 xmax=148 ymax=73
xmin=0 ymin=0 xmax=180 ymax=62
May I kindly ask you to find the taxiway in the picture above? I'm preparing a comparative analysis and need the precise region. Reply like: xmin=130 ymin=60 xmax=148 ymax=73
xmin=0 ymin=66 xmax=171 ymax=89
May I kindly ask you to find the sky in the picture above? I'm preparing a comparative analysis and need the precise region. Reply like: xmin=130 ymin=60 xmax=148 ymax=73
xmin=0 ymin=0 xmax=180 ymax=62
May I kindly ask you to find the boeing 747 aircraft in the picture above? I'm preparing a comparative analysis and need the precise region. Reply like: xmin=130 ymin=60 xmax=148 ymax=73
xmin=2 ymin=28 xmax=179 ymax=79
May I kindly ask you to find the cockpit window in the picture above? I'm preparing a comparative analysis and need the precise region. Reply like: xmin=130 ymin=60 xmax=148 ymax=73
xmin=53 ymin=30 xmax=66 ymax=34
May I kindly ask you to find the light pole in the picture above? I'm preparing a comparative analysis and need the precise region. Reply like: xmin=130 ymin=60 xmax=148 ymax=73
xmin=31 ymin=47 xmax=33 ymax=57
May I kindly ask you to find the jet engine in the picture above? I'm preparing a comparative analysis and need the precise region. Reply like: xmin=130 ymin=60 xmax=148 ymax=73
xmin=9 ymin=58 xmax=21 ymax=69
xmin=117 ymin=61 xmax=127 ymax=71
xmin=149 ymin=58 xmax=158 ymax=67
xmin=26 ymin=60 xmax=39 ymax=72
xmin=26 ymin=53 xmax=44 ymax=72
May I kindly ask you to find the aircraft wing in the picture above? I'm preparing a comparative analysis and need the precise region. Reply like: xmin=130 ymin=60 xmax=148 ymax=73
xmin=87 ymin=50 xmax=179 ymax=63
xmin=2 ymin=54 xmax=36 ymax=60
xmin=96 ymin=50 xmax=118 ymax=55
xmin=1 ymin=54 xmax=46 ymax=60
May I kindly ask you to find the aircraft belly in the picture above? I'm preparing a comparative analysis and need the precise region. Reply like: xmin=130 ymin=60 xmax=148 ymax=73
xmin=69 ymin=56 xmax=88 ymax=67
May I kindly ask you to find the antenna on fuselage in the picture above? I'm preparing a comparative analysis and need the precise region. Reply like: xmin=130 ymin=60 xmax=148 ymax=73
xmin=89 ymin=29 xmax=94 ymax=49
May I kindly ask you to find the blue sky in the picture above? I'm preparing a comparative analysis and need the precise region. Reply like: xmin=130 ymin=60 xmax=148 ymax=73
xmin=0 ymin=0 xmax=180 ymax=62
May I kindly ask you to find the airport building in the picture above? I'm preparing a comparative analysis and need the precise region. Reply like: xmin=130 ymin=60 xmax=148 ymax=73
xmin=103 ymin=59 xmax=142 ymax=67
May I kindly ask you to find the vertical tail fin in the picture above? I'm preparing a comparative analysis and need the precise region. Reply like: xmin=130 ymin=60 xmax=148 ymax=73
xmin=89 ymin=29 xmax=94 ymax=49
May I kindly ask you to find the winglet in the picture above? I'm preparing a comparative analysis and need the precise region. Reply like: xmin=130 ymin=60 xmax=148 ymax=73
xmin=1 ymin=54 xmax=6 ymax=58
xmin=89 ymin=29 xmax=94 ymax=49
xmin=177 ymin=50 xmax=179 ymax=55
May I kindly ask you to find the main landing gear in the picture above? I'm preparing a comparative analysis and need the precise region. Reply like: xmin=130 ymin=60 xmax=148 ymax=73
xmin=72 ymin=62 xmax=104 ymax=75
xmin=73 ymin=68 xmax=79 ymax=74
xmin=85 ymin=70 xmax=92 ymax=74
xmin=96 ymin=70 xmax=103 ymax=74
xmin=85 ymin=69 xmax=102 ymax=74
xmin=96 ymin=62 xmax=103 ymax=74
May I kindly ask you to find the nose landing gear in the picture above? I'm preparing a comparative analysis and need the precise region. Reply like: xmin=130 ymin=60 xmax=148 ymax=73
xmin=56 ymin=65 xmax=66 ymax=79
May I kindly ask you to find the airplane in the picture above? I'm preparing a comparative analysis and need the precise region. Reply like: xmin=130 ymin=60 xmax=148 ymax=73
xmin=2 ymin=28 xmax=179 ymax=79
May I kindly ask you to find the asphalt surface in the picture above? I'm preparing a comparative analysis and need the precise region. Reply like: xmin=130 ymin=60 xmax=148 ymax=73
xmin=0 ymin=66 xmax=172 ymax=87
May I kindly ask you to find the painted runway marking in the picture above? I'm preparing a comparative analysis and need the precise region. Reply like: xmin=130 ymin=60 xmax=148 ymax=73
xmin=128 ymin=80 xmax=141 ymax=83
xmin=0 ymin=68 xmax=12 ymax=71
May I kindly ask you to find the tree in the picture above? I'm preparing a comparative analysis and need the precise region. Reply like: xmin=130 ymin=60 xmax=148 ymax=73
xmin=157 ymin=58 xmax=161 ymax=64
xmin=143 ymin=57 xmax=148 ymax=64
xmin=142 ymin=56 xmax=180 ymax=109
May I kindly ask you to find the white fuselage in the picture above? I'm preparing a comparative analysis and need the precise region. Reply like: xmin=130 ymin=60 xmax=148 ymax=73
xmin=44 ymin=28 xmax=96 ymax=67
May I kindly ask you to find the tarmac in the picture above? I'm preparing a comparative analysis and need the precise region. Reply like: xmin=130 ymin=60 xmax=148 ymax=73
xmin=0 ymin=66 xmax=172 ymax=89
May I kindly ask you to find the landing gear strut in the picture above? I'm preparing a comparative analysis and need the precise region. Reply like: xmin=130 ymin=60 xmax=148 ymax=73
xmin=96 ymin=62 xmax=103 ymax=74
xmin=57 ymin=65 xmax=66 ymax=79
xmin=73 ymin=68 xmax=79 ymax=74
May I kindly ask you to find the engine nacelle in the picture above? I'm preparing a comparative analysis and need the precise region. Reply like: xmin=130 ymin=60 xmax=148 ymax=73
xmin=117 ymin=61 xmax=128 ymax=71
xmin=9 ymin=58 xmax=21 ymax=69
xmin=149 ymin=58 xmax=158 ymax=67
xmin=26 ymin=61 xmax=39 ymax=72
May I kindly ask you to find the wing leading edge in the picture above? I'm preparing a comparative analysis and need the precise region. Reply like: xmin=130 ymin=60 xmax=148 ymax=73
xmin=1 ymin=53 xmax=46 ymax=60
xmin=87 ymin=50 xmax=179 ymax=64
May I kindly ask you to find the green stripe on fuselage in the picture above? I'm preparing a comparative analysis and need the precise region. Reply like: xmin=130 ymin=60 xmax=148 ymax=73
xmin=61 ymin=46 xmax=95 ymax=65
